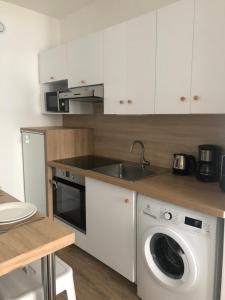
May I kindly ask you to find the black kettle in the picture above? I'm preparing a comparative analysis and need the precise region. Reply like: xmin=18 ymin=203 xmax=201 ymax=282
xmin=173 ymin=153 xmax=196 ymax=176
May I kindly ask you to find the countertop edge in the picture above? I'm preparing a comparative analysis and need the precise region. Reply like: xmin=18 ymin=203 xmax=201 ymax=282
xmin=48 ymin=161 xmax=225 ymax=219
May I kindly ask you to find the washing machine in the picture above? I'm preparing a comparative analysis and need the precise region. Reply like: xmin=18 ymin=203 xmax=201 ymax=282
xmin=137 ymin=194 xmax=224 ymax=300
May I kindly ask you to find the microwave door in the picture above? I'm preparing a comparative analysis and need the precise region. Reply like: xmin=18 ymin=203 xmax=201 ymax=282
xmin=46 ymin=92 xmax=59 ymax=112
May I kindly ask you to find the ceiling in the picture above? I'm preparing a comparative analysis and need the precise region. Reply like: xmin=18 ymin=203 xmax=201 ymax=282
xmin=3 ymin=0 xmax=96 ymax=18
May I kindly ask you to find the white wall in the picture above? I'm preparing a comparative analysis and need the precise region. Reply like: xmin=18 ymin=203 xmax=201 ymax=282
xmin=60 ymin=0 xmax=179 ymax=42
xmin=0 ymin=1 xmax=62 ymax=200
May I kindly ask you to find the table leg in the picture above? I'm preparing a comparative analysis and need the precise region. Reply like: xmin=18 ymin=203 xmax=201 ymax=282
xmin=41 ymin=253 xmax=56 ymax=300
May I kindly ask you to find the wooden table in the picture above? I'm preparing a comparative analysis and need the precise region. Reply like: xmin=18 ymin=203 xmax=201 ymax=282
xmin=0 ymin=191 xmax=75 ymax=300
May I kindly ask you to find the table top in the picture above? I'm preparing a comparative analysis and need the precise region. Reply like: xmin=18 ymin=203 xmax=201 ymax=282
xmin=0 ymin=190 xmax=75 ymax=277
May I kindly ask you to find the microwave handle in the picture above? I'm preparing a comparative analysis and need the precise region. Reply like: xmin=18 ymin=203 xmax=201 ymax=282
xmin=221 ymin=155 xmax=225 ymax=178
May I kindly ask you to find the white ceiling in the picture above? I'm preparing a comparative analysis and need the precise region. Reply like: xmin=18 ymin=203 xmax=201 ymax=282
xmin=2 ymin=0 xmax=96 ymax=18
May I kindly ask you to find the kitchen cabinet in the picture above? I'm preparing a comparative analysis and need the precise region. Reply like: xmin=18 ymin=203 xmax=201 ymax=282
xmin=191 ymin=0 xmax=225 ymax=113
xmin=39 ymin=45 xmax=67 ymax=83
xmin=21 ymin=128 xmax=94 ymax=217
xmin=103 ymin=23 xmax=127 ymax=114
xmin=104 ymin=11 xmax=156 ymax=114
xmin=155 ymin=0 xmax=194 ymax=114
xmin=67 ymin=32 xmax=103 ymax=88
xmin=86 ymin=178 xmax=136 ymax=282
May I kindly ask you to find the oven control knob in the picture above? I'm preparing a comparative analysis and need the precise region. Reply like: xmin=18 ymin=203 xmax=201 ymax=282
xmin=164 ymin=212 xmax=172 ymax=220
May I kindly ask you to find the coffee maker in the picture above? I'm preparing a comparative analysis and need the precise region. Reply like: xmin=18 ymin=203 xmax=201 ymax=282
xmin=196 ymin=144 xmax=221 ymax=182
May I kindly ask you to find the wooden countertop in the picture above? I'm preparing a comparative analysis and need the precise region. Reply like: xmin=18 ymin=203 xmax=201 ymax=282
xmin=0 ymin=190 xmax=75 ymax=276
xmin=48 ymin=160 xmax=225 ymax=219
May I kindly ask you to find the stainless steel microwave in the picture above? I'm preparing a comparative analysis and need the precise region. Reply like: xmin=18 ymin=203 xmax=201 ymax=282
xmin=45 ymin=91 xmax=69 ymax=113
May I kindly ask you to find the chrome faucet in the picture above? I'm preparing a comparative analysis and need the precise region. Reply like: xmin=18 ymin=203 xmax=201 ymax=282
xmin=129 ymin=140 xmax=150 ymax=169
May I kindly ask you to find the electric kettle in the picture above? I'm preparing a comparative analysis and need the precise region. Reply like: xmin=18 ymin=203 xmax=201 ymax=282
xmin=172 ymin=153 xmax=196 ymax=176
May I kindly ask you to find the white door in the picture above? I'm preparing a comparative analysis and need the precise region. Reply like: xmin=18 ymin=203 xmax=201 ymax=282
xmin=22 ymin=132 xmax=46 ymax=215
xmin=103 ymin=23 xmax=127 ymax=114
xmin=191 ymin=0 xmax=225 ymax=113
xmin=67 ymin=32 xmax=103 ymax=88
xmin=125 ymin=11 xmax=156 ymax=114
xmin=86 ymin=178 xmax=136 ymax=282
xmin=155 ymin=0 xmax=194 ymax=114
xmin=39 ymin=45 xmax=67 ymax=83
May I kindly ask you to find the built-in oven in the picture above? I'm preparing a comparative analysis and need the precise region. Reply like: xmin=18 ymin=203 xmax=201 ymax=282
xmin=45 ymin=91 xmax=69 ymax=113
xmin=52 ymin=168 xmax=86 ymax=233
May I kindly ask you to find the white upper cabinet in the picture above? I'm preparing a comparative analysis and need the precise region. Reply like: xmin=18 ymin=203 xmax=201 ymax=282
xmin=103 ymin=23 xmax=127 ymax=114
xmin=67 ymin=31 xmax=103 ymax=88
xmin=191 ymin=0 xmax=225 ymax=113
xmin=155 ymin=0 xmax=194 ymax=114
xmin=39 ymin=45 xmax=67 ymax=83
xmin=104 ymin=11 xmax=156 ymax=115
xmin=126 ymin=12 xmax=156 ymax=115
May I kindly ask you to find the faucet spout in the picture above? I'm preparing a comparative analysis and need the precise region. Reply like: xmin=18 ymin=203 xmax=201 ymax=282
xmin=129 ymin=140 xmax=150 ymax=169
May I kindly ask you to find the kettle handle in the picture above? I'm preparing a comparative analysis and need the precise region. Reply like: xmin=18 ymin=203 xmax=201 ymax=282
xmin=188 ymin=155 xmax=196 ymax=173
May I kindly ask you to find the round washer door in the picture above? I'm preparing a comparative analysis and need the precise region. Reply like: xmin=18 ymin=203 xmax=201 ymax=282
xmin=143 ymin=226 xmax=198 ymax=292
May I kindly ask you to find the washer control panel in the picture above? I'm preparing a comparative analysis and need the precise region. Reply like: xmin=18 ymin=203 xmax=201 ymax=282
xmin=143 ymin=203 xmax=212 ymax=235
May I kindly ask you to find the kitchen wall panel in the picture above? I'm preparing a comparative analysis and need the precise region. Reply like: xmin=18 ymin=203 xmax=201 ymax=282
xmin=63 ymin=113 xmax=225 ymax=168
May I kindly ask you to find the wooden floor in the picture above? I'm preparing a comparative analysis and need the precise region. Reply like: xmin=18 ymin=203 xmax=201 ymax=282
xmin=56 ymin=245 xmax=139 ymax=300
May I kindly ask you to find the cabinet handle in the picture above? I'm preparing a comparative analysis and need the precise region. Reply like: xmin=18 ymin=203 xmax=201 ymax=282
xmin=81 ymin=80 xmax=86 ymax=84
xmin=127 ymin=100 xmax=133 ymax=104
xmin=193 ymin=95 xmax=200 ymax=101
xmin=119 ymin=100 xmax=124 ymax=104
xmin=124 ymin=199 xmax=129 ymax=203
xmin=50 ymin=76 xmax=54 ymax=80
xmin=180 ymin=96 xmax=186 ymax=102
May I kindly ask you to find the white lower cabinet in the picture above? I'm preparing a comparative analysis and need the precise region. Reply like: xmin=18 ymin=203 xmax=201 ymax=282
xmin=86 ymin=178 xmax=136 ymax=282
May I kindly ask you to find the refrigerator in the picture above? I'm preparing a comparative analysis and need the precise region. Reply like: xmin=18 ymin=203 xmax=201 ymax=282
xmin=22 ymin=131 xmax=47 ymax=214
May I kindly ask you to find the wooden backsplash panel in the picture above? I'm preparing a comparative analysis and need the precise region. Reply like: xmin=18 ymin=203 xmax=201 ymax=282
xmin=63 ymin=114 xmax=225 ymax=168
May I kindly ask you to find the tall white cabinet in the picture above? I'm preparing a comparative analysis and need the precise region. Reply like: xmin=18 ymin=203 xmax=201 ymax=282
xmin=191 ymin=0 xmax=225 ymax=113
xmin=104 ymin=11 xmax=156 ymax=114
xmin=155 ymin=0 xmax=194 ymax=114
xmin=22 ymin=132 xmax=46 ymax=215
xmin=86 ymin=178 xmax=136 ymax=282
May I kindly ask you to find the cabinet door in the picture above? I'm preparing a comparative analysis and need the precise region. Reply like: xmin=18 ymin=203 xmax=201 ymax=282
xmin=191 ymin=0 xmax=225 ymax=113
xmin=126 ymin=11 xmax=156 ymax=114
xmin=39 ymin=45 xmax=67 ymax=83
xmin=103 ymin=23 xmax=127 ymax=114
xmin=86 ymin=178 xmax=136 ymax=282
xmin=67 ymin=32 xmax=103 ymax=88
xmin=22 ymin=132 xmax=46 ymax=215
xmin=155 ymin=0 xmax=194 ymax=114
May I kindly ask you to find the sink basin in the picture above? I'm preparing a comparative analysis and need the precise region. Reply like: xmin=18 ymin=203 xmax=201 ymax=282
xmin=93 ymin=162 xmax=156 ymax=181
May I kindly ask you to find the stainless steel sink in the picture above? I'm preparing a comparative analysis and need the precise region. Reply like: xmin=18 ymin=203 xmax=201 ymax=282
xmin=93 ymin=162 xmax=156 ymax=181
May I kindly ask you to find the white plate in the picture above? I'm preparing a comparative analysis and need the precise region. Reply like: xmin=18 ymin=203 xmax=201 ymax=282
xmin=0 ymin=202 xmax=37 ymax=224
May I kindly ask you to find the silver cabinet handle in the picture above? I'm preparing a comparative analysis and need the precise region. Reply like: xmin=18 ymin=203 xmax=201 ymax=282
xmin=119 ymin=100 xmax=124 ymax=104
xmin=127 ymin=100 xmax=133 ymax=104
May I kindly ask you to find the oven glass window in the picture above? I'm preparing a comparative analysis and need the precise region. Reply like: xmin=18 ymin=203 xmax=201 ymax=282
xmin=53 ymin=179 xmax=86 ymax=233
xmin=150 ymin=233 xmax=184 ymax=279
xmin=46 ymin=93 xmax=58 ymax=111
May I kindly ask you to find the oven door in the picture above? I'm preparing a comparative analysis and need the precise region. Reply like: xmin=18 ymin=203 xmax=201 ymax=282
xmin=46 ymin=91 xmax=60 ymax=112
xmin=53 ymin=176 xmax=86 ymax=233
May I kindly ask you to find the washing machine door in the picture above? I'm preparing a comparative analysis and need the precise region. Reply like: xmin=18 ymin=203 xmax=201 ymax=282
xmin=143 ymin=226 xmax=198 ymax=292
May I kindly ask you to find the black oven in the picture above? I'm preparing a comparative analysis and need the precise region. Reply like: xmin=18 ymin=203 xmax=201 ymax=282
xmin=52 ymin=169 xmax=86 ymax=233
xmin=46 ymin=91 xmax=69 ymax=113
